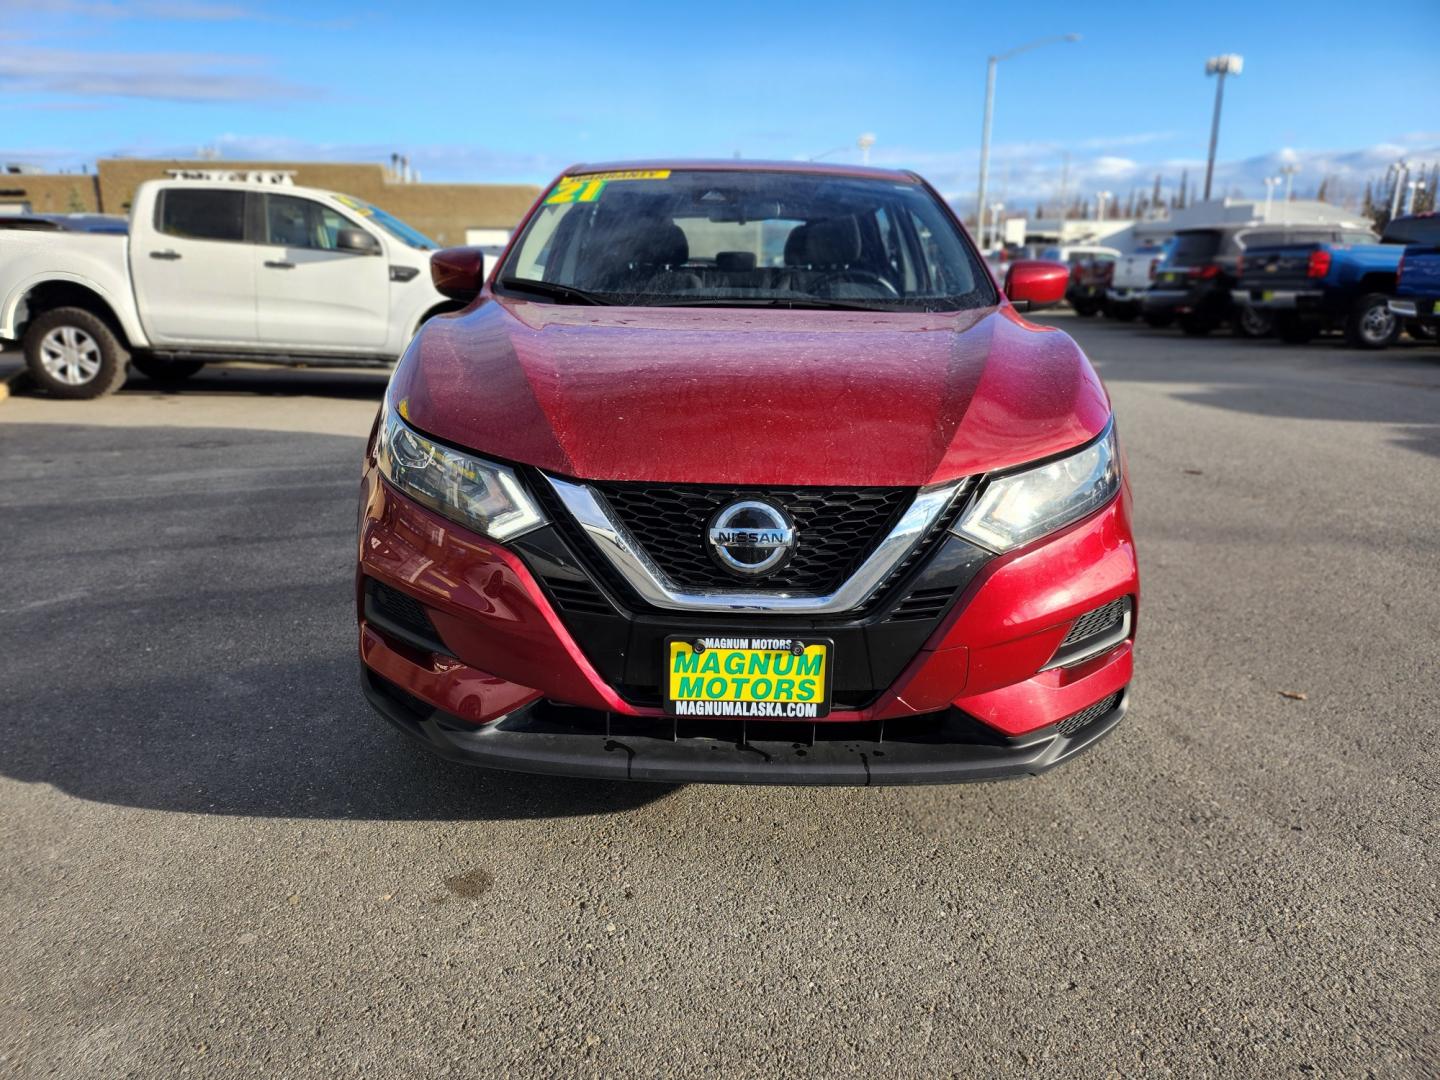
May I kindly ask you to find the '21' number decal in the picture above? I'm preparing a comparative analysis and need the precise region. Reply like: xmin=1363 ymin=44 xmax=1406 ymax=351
xmin=545 ymin=177 xmax=606 ymax=205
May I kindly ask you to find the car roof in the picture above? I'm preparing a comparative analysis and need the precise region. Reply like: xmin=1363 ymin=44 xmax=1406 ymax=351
xmin=561 ymin=158 xmax=920 ymax=183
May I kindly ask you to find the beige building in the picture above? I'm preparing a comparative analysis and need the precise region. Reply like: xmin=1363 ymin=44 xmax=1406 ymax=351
xmin=1 ymin=159 xmax=542 ymax=247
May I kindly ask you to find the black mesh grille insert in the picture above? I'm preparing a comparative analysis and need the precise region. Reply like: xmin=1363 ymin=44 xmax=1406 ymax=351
xmin=593 ymin=483 xmax=912 ymax=594
xmin=1056 ymin=692 xmax=1122 ymax=737
xmin=1061 ymin=596 xmax=1130 ymax=646
xmin=368 ymin=579 xmax=436 ymax=639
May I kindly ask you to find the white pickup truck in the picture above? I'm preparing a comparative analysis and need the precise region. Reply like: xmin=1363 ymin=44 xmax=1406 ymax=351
xmin=0 ymin=178 xmax=467 ymax=398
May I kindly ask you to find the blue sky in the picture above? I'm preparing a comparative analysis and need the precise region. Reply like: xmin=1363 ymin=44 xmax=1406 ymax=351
xmin=3 ymin=0 xmax=1437 ymax=210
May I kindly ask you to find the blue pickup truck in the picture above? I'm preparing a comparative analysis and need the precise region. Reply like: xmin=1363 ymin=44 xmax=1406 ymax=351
xmin=1388 ymin=214 xmax=1440 ymax=340
xmin=1231 ymin=217 xmax=1422 ymax=347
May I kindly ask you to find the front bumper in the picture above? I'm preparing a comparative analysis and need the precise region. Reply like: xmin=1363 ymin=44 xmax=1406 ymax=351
xmin=357 ymin=468 xmax=1138 ymax=784
xmin=363 ymin=664 xmax=1129 ymax=786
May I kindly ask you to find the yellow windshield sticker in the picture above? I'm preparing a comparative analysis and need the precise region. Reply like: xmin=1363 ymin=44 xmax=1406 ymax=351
xmin=333 ymin=193 xmax=375 ymax=216
xmin=544 ymin=169 xmax=671 ymax=205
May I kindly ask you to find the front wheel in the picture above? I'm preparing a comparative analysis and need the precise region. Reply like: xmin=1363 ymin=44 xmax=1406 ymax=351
xmin=1233 ymin=305 xmax=1272 ymax=338
xmin=23 ymin=307 xmax=129 ymax=399
xmin=1344 ymin=293 xmax=1400 ymax=349
xmin=131 ymin=355 xmax=206 ymax=384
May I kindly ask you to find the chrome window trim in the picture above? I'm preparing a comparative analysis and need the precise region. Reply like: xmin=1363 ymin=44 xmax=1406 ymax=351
xmin=543 ymin=475 xmax=970 ymax=614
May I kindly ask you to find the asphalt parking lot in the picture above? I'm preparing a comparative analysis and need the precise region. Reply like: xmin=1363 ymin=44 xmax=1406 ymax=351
xmin=1 ymin=322 xmax=1436 ymax=1078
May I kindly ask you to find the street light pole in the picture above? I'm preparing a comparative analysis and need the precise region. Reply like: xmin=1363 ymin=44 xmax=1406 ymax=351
xmin=1389 ymin=161 xmax=1410 ymax=221
xmin=975 ymin=33 xmax=1080 ymax=245
xmin=1203 ymin=54 xmax=1244 ymax=202
xmin=1263 ymin=176 xmax=1280 ymax=219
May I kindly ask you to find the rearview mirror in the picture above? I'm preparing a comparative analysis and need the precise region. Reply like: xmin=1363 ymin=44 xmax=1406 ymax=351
xmin=1004 ymin=260 xmax=1069 ymax=312
xmin=336 ymin=228 xmax=380 ymax=255
xmin=430 ymin=246 xmax=488 ymax=302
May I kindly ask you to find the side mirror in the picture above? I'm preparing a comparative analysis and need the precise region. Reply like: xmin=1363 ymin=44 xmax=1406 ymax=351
xmin=336 ymin=228 xmax=380 ymax=255
xmin=430 ymin=246 xmax=488 ymax=302
xmin=1004 ymin=260 xmax=1069 ymax=312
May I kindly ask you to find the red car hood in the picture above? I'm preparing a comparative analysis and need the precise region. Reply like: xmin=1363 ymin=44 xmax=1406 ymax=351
xmin=390 ymin=297 xmax=1111 ymax=487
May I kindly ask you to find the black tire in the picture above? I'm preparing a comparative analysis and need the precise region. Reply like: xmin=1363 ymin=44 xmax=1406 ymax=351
xmin=1405 ymin=319 xmax=1438 ymax=343
xmin=23 ymin=307 xmax=129 ymax=399
xmin=1274 ymin=314 xmax=1317 ymax=344
xmin=1343 ymin=292 xmax=1400 ymax=349
xmin=1109 ymin=302 xmax=1139 ymax=322
xmin=131 ymin=354 xmax=206 ymax=384
xmin=1070 ymin=300 xmax=1099 ymax=317
xmin=1142 ymin=310 xmax=1175 ymax=329
xmin=1232 ymin=305 xmax=1272 ymax=338
xmin=1180 ymin=316 xmax=1214 ymax=337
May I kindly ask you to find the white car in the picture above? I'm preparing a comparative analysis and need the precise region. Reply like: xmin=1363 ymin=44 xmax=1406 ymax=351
xmin=0 ymin=178 xmax=466 ymax=398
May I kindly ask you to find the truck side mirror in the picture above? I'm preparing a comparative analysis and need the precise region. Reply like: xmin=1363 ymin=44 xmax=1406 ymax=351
xmin=1004 ymin=260 xmax=1069 ymax=312
xmin=430 ymin=246 xmax=488 ymax=302
xmin=336 ymin=228 xmax=380 ymax=255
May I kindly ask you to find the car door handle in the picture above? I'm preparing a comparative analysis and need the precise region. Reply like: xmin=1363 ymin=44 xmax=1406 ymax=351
xmin=264 ymin=260 xmax=295 ymax=269
xmin=149 ymin=250 xmax=182 ymax=260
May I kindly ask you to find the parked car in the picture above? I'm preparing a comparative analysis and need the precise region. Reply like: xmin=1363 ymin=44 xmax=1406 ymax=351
xmin=1037 ymin=245 xmax=1121 ymax=316
xmin=1105 ymin=241 xmax=1171 ymax=322
xmin=1388 ymin=214 xmax=1440 ymax=341
xmin=0 ymin=179 xmax=458 ymax=398
xmin=1230 ymin=221 xmax=1418 ymax=347
xmin=1141 ymin=225 xmax=1347 ymax=336
xmin=358 ymin=161 xmax=1138 ymax=786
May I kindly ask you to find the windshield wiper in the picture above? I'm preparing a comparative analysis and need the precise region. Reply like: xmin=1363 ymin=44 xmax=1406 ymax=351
xmin=498 ymin=277 xmax=614 ymax=306
xmin=644 ymin=296 xmax=894 ymax=312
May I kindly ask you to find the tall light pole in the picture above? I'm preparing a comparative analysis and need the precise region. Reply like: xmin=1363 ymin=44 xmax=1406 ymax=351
xmin=857 ymin=133 xmax=876 ymax=165
xmin=1203 ymin=54 xmax=1243 ymax=202
xmin=1263 ymin=176 xmax=1280 ymax=219
xmin=1095 ymin=190 xmax=1112 ymax=222
xmin=975 ymin=33 xmax=1081 ymax=244
xmin=1388 ymin=160 xmax=1410 ymax=221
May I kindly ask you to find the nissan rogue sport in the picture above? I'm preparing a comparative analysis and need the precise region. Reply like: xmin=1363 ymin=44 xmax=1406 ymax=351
xmin=356 ymin=161 xmax=1138 ymax=785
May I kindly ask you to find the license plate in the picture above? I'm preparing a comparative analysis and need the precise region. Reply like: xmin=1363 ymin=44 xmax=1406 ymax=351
xmin=1262 ymin=290 xmax=1275 ymax=302
xmin=663 ymin=636 xmax=832 ymax=718
xmin=1433 ymin=300 xmax=1440 ymax=315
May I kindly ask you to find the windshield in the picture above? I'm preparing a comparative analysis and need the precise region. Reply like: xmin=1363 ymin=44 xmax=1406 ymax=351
xmin=498 ymin=169 xmax=995 ymax=311
xmin=1170 ymin=230 xmax=1222 ymax=264
xmin=1383 ymin=217 xmax=1440 ymax=246
xmin=332 ymin=194 xmax=438 ymax=250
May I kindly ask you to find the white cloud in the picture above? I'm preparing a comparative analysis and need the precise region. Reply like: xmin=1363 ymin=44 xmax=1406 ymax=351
xmin=0 ymin=43 xmax=313 ymax=102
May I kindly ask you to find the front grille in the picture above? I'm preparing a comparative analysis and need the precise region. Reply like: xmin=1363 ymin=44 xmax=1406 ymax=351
xmin=592 ymin=482 xmax=912 ymax=594
xmin=1062 ymin=596 xmax=1130 ymax=645
xmin=1056 ymin=692 xmax=1122 ymax=737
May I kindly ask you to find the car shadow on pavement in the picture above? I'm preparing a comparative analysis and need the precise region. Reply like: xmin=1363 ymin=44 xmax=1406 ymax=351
xmin=0 ymin=421 xmax=674 ymax=821
xmin=120 ymin=365 xmax=393 ymax=401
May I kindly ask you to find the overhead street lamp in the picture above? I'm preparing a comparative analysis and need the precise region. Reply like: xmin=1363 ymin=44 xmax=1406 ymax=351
xmin=1203 ymin=54 xmax=1243 ymax=202
xmin=974 ymin=32 xmax=1081 ymax=245
xmin=857 ymin=133 xmax=876 ymax=165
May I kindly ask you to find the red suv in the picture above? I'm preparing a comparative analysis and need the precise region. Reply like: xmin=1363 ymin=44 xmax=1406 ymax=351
xmin=357 ymin=161 xmax=1138 ymax=785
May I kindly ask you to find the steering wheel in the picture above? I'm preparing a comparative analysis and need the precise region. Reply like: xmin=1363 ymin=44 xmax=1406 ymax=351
xmin=809 ymin=269 xmax=901 ymax=297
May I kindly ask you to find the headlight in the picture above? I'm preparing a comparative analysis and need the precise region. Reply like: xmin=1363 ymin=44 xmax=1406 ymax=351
xmin=952 ymin=419 xmax=1120 ymax=553
xmin=376 ymin=400 xmax=546 ymax=541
